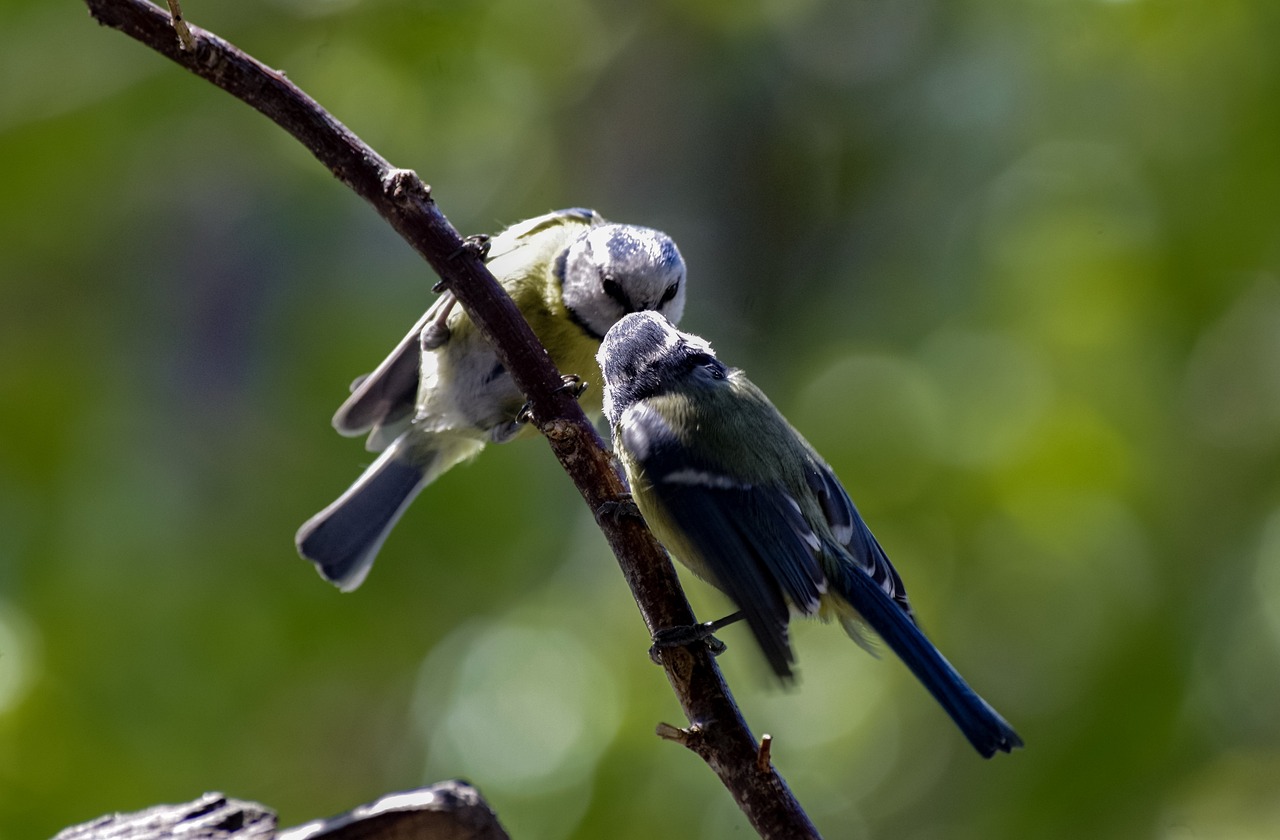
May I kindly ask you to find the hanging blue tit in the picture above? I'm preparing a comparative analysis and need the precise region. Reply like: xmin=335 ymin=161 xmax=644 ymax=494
xmin=597 ymin=311 xmax=1022 ymax=758
xmin=299 ymin=209 xmax=688 ymax=591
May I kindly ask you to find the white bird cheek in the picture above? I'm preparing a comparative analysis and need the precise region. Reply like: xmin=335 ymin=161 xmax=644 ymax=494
xmin=618 ymin=408 xmax=652 ymax=459
xmin=574 ymin=294 xmax=625 ymax=341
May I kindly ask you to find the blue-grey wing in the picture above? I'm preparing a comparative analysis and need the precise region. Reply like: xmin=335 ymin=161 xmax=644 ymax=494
xmin=332 ymin=209 xmax=603 ymax=439
xmin=486 ymin=207 xmax=604 ymax=258
xmin=332 ymin=304 xmax=438 ymax=440
xmin=622 ymin=411 xmax=826 ymax=679
xmin=804 ymin=460 xmax=915 ymax=621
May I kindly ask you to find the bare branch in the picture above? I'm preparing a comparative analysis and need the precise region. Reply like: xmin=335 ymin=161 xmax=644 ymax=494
xmin=162 ymin=0 xmax=194 ymax=50
xmin=757 ymin=734 xmax=774 ymax=774
xmin=83 ymin=1 xmax=821 ymax=836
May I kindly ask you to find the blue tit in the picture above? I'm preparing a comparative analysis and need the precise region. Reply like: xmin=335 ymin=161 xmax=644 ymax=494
xmin=597 ymin=312 xmax=1022 ymax=758
xmin=298 ymin=209 xmax=688 ymax=591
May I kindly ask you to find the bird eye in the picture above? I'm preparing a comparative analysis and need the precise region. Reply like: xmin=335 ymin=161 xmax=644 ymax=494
xmin=685 ymin=351 xmax=725 ymax=380
xmin=601 ymin=276 xmax=629 ymax=308
xmin=660 ymin=282 xmax=680 ymax=304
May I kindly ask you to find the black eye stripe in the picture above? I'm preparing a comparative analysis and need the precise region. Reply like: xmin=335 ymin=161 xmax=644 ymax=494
xmin=675 ymin=349 xmax=725 ymax=379
xmin=602 ymin=276 xmax=629 ymax=307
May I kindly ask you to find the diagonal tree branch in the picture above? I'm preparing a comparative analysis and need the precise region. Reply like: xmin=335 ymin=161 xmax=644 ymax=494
xmin=83 ymin=1 xmax=821 ymax=837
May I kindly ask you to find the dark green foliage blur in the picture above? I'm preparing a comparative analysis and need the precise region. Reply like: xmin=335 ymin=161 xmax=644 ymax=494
xmin=4 ymin=1 xmax=1280 ymax=837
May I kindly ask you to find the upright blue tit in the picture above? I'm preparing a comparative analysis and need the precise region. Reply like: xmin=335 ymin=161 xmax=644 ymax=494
xmin=298 ymin=209 xmax=687 ymax=591
xmin=598 ymin=312 xmax=1022 ymax=758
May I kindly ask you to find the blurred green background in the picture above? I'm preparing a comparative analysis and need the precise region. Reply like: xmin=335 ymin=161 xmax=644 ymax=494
xmin=4 ymin=1 xmax=1280 ymax=837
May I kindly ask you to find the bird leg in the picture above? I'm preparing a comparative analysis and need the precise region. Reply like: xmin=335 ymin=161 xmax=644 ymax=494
xmin=446 ymin=233 xmax=492 ymax=262
xmin=511 ymin=375 xmax=588 ymax=428
xmin=595 ymin=493 xmax=642 ymax=525
xmin=423 ymin=234 xmax=490 ymax=350
xmin=552 ymin=374 xmax=588 ymax=400
xmin=419 ymin=291 xmax=458 ymax=350
xmin=649 ymin=610 xmax=744 ymax=664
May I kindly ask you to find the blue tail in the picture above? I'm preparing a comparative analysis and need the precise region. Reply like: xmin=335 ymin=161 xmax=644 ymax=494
xmin=296 ymin=439 xmax=429 ymax=592
xmin=833 ymin=562 xmax=1023 ymax=758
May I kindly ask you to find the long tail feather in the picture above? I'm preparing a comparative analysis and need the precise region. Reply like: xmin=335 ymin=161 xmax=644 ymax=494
xmin=833 ymin=562 xmax=1023 ymax=758
xmin=296 ymin=431 xmax=483 ymax=591
xmin=296 ymin=443 xmax=430 ymax=591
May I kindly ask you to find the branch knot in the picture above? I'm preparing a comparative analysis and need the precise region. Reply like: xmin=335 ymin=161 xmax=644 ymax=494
xmin=656 ymin=721 xmax=704 ymax=748
xmin=382 ymin=168 xmax=431 ymax=204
